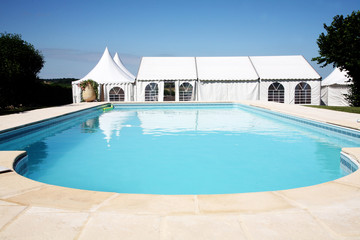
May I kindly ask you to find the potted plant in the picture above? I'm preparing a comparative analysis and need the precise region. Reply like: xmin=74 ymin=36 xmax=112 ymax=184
xmin=79 ymin=79 xmax=98 ymax=102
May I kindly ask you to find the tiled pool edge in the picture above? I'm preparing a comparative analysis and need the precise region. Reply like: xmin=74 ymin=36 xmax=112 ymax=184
xmin=241 ymin=103 xmax=360 ymax=138
xmin=341 ymin=151 xmax=359 ymax=174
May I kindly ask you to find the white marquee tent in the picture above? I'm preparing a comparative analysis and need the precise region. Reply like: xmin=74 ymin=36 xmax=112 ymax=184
xmin=321 ymin=67 xmax=351 ymax=106
xmin=135 ymin=55 xmax=321 ymax=104
xmin=72 ymin=48 xmax=135 ymax=103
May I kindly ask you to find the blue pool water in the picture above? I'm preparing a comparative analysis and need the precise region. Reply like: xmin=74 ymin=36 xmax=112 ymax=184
xmin=1 ymin=104 xmax=359 ymax=194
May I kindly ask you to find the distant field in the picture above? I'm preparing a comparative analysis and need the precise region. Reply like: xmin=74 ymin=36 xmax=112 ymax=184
xmin=42 ymin=78 xmax=77 ymax=88
xmin=306 ymin=105 xmax=360 ymax=114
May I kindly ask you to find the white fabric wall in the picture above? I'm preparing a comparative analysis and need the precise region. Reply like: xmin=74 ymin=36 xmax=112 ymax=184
xmin=72 ymin=84 xmax=82 ymax=103
xmin=198 ymin=81 xmax=259 ymax=101
xmin=104 ymin=83 xmax=134 ymax=102
xmin=321 ymin=85 xmax=350 ymax=106
xmin=259 ymin=80 xmax=321 ymax=105
xmin=321 ymin=86 xmax=329 ymax=106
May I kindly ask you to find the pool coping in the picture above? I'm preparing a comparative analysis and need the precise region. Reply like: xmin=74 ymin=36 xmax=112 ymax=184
xmin=1 ymin=101 xmax=360 ymax=239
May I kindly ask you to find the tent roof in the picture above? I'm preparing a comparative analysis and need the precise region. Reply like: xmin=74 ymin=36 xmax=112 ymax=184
xmin=137 ymin=57 xmax=197 ymax=81
xmin=322 ymin=67 xmax=352 ymax=86
xmin=196 ymin=57 xmax=259 ymax=81
xmin=73 ymin=47 xmax=134 ymax=85
xmin=249 ymin=55 xmax=321 ymax=80
xmin=113 ymin=52 xmax=136 ymax=80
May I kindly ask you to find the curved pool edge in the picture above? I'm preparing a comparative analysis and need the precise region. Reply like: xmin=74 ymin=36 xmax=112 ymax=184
xmin=1 ymin=149 xmax=360 ymax=238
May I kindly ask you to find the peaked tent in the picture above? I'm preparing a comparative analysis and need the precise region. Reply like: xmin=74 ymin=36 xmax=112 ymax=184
xmin=72 ymin=48 xmax=134 ymax=103
xmin=321 ymin=67 xmax=351 ymax=106
xmin=250 ymin=55 xmax=322 ymax=104
xmin=196 ymin=57 xmax=259 ymax=101
xmin=113 ymin=53 xmax=136 ymax=79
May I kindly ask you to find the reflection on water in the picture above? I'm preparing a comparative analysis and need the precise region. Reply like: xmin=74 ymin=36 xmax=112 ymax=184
xmin=98 ymin=108 xmax=359 ymax=148
xmin=99 ymin=111 xmax=135 ymax=146
xmin=98 ymin=107 xmax=332 ymax=141
xmin=81 ymin=117 xmax=99 ymax=133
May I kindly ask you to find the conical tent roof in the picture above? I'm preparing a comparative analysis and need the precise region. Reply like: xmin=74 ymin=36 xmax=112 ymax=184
xmin=322 ymin=67 xmax=352 ymax=86
xmin=74 ymin=47 xmax=134 ymax=84
xmin=113 ymin=52 xmax=136 ymax=80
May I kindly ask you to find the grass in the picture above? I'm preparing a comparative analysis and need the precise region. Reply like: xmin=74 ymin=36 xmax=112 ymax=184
xmin=306 ymin=105 xmax=360 ymax=114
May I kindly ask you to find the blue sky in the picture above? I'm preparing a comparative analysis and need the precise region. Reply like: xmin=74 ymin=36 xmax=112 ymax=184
xmin=1 ymin=0 xmax=358 ymax=79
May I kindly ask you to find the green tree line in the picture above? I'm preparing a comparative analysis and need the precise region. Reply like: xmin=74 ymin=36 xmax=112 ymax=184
xmin=313 ymin=10 xmax=360 ymax=106
xmin=0 ymin=33 xmax=72 ymax=113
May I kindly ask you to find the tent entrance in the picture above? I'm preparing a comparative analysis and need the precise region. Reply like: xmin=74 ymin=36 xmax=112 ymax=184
xmin=164 ymin=82 xmax=175 ymax=101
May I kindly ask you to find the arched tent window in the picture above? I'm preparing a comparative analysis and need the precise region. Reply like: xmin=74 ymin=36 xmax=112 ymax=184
xmin=179 ymin=82 xmax=193 ymax=101
xmin=295 ymin=82 xmax=311 ymax=104
xmin=109 ymin=87 xmax=124 ymax=101
xmin=145 ymin=83 xmax=159 ymax=101
xmin=268 ymin=82 xmax=284 ymax=103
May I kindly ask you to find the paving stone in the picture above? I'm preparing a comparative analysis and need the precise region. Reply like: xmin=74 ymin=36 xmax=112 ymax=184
xmin=79 ymin=212 xmax=160 ymax=240
xmin=0 ymin=172 xmax=43 ymax=198
xmin=163 ymin=215 xmax=247 ymax=240
xmin=278 ymin=181 xmax=360 ymax=207
xmin=240 ymin=208 xmax=339 ymax=240
xmin=0 ymin=207 xmax=89 ymax=240
xmin=0 ymin=205 xmax=27 ymax=229
xmin=97 ymin=193 xmax=196 ymax=214
xmin=7 ymin=186 xmax=115 ymax=211
xmin=198 ymin=192 xmax=292 ymax=213
xmin=308 ymin=197 xmax=360 ymax=238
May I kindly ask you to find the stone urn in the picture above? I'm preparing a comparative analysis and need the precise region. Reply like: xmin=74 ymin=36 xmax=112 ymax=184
xmin=82 ymin=84 xmax=96 ymax=102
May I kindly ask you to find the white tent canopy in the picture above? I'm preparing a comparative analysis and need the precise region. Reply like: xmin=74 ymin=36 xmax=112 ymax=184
xmin=250 ymin=55 xmax=321 ymax=104
xmin=72 ymin=48 xmax=134 ymax=103
xmin=249 ymin=55 xmax=321 ymax=80
xmin=197 ymin=57 xmax=259 ymax=81
xmin=321 ymin=67 xmax=351 ymax=106
xmin=137 ymin=57 xmax=197 ymax=80
xmin=322 ymin=67 xmax=351 ymax=86
xmin=196 ymin=57 xmax=259 ymax=101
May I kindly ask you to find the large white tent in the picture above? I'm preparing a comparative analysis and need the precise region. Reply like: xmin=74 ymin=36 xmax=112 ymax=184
xmin=251 ymin=55 xmax=321 ymax=104
xmin=72 ymin=48 xmax=135 ymax=103
xmin=135 ymin=55 xmax=321 ymax=104
xmin=321 ymin=67 xmax=351 ymax=106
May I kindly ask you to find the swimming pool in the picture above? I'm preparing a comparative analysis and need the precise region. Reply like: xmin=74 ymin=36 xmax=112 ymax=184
xmin=1 ymin=103 xmax=359 ymax=194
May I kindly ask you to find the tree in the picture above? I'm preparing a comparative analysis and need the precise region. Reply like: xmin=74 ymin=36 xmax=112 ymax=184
xmin=312 ymin=11 xmax=360 ymax=106
xmin=0 ymin=33 xmax=44 ymax=107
